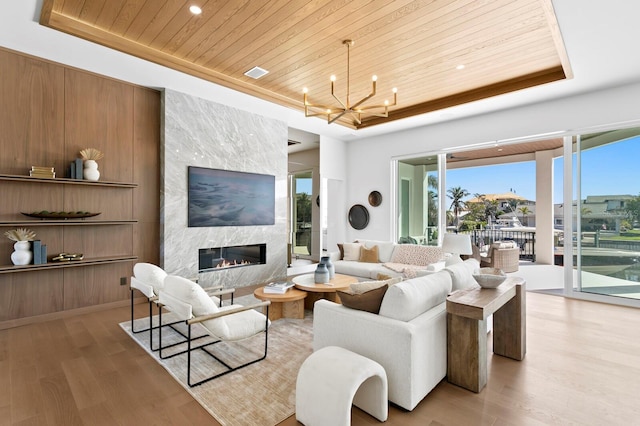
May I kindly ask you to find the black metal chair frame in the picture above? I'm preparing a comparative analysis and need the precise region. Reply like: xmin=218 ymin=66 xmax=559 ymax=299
xmin=158 ymin=301 xmax=271 ymax=387
xmin=130 ymin=285 xmax=235 ymax=352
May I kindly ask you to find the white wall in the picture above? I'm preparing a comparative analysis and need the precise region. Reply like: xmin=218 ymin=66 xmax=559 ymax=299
xmin=342 ymin=81 xmax=640 ymax=242
xmin=320 ymin=136 xmax=348 ymax=253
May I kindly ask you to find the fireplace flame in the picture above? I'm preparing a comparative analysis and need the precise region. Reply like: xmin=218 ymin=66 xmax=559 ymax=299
xmin=215 ymin=258 xmax=252 ymax=269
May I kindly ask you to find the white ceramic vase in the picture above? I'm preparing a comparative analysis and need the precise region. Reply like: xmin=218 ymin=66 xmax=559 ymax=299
xmin=11 ymin=241 xmax=32 ymax=265
xmin=83 ymin=159 xmax=100 ymax=181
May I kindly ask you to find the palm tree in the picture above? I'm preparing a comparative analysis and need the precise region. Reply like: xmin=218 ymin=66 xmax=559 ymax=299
xmin=517 ymin=206 xmax=531 ymax=226
xmin=426 ymin=174 xmax=438 ymax=229
xmin=447 ymin=186 xmax=469 ymax=228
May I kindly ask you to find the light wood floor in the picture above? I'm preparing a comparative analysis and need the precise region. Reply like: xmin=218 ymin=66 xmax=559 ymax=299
xmin=2 ymin=290 xmax=640 ymax=425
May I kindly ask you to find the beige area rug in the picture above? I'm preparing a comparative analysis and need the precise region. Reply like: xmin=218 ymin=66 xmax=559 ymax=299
xmin=119 ymin=301 xmax=313 ymax=426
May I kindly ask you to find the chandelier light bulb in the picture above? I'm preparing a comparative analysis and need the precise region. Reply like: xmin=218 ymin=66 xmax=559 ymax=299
xmin=330 ymin=75 xmax=336 ymax=82
xmin=392 ymin=87 xmax=398 ymax=93
xmin=303 ymin=87 xmax=308 ymax=93
xmin=384 ymin=100 xmax=389 ymax=105
xmin=372 ymin=75 xmax=378 ymax=82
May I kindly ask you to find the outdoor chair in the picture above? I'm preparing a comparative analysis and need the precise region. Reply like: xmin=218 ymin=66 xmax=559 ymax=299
xmin=480 ymin=242 xmax=520 ymax=272
xmin=158 ymin=275 xmax=271 ymax=387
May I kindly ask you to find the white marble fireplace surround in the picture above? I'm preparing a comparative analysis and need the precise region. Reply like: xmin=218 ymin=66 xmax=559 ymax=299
xmin=161 ymin=89 xmax=288 ymax=289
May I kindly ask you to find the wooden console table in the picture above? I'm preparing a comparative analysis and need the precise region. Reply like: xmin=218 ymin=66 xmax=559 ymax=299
xmin=446 ymin=277 xmax=526 ymax=392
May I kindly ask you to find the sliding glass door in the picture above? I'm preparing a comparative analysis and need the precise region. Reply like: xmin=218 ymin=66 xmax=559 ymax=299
xmin=575 ymin=127 xmax=640 ymax=300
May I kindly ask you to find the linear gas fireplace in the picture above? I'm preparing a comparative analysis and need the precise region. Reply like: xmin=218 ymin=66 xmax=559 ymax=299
xmin=199 ymin=243 xmax=266 ymax=272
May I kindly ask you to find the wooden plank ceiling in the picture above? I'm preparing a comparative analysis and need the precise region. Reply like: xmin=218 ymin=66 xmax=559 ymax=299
xmin=40 ymin=0 xmax=571 ymax=129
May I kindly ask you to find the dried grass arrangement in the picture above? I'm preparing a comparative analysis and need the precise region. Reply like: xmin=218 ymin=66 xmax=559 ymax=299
xmin=4 ymin=228 xmax=36 ymax=242
xmin=79 ymin=148 xmax=104 ymax=161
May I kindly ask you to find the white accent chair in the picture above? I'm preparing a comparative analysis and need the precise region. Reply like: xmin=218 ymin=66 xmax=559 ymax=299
xmin=158 ymin=275 xmax=271 ymax=386
xmin=130 ymin=263 xmax=234 ymax=351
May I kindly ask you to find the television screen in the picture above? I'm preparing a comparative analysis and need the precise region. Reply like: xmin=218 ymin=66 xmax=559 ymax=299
xmin=188 ymin=166 xmax=275 ymax=227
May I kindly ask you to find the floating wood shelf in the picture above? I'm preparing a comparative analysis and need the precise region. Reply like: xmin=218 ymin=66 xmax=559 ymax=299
xmin=0 ymin=174 xmax=137 ymax=188
xmin=0 ymin=220 xmax=138 ymax=226
xmin=0 ymin=256 xmax=138 ymax=274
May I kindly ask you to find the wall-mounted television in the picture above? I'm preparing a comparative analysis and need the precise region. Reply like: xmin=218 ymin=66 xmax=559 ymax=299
xmin=188 ymin=166 xmax=275 ymax=227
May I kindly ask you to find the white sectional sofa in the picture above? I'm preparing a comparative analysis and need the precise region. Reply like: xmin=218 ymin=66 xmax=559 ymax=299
xmin=313 ymin=258 xmax=480 ymax=411
xmin=330 ymin=239 xmax=446 ymax=280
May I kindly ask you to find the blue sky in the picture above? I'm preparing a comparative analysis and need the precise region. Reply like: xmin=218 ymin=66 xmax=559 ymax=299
xmin=293 ymin=135 xmax=639 ymax=204
xmin=296 ymin=178 xmax=313 ymax=195
xmin=447 ymin=135 xmax=640 ymax=204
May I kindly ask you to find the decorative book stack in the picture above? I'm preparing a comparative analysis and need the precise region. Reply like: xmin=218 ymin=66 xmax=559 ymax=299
xmin=68 ymin=158 xmax=84 ymax=180
xmin=263 ymin=281 xmax=295 ymax=294
xmin=31 ymin=240 xmax=48 ymax=265
xmin=29 ymin=166 xmax=55 ymax=178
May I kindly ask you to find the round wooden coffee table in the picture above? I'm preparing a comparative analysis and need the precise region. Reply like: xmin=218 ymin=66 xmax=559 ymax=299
xmin=253 ymin=287 xmax=307 ymax=320
xmin=292 ymin=273 xmax=358 ymax=309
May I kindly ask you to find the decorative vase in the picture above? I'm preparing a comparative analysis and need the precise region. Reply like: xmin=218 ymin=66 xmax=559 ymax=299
xmin=320 ymin=256 xmax=335 ymax=279
xmin=11 ymin=241 xmax=32 ymax=265
xmin=314 ymin=262 xmax=330 ymax=284
xmin=83 ymin=159 xmax=100 ymax=181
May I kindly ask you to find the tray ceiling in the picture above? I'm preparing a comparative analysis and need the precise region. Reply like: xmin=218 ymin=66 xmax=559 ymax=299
xmin=40 ymin=0 xmax=571 ymax=129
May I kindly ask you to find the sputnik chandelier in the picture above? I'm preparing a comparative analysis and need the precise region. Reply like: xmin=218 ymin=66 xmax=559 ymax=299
xmin=303 ymin=40 xmax=397 ymax=125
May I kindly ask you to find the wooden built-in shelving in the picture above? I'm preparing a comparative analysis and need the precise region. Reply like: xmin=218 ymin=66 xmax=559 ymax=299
xmin=0 ymin=255 xmax=137 ymax=274
xmin=0 ymin=173 xmax=137 ymax=188
xmin=0 ymin=46 xmax=160 ymax=327
xmin=0 ymin=220 xmax=137 ymax=226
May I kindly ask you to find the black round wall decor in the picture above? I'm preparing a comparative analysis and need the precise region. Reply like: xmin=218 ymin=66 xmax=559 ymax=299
xmin=348 ymin=204 xmax=370 ymax=230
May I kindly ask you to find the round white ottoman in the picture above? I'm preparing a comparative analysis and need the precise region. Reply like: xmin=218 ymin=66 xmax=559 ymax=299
xmin=296 ymin=346 xmax=388 ymax=426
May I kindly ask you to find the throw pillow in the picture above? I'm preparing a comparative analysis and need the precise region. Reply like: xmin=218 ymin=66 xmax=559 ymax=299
xmin=390 ymin=244 xmax=443 ymax=266
xmin=356 ymin=240 xmax=396 ymax=263
xmin=376 ymin=272 xmax=394 ymax=281
xmin=349 ymin=280 xmax=387 ymax=294
xmin=337 ymin=285 xmax=388 ymax=314
xmin=337 ymin=243 xmax=344 ymax=260
xmin=359 ymin=245 xmax=379 ymax=263
xmin=342 ymin=243 xmax=362 ymax=261
xmin=349 ymin=277 xmax=403 ymax=294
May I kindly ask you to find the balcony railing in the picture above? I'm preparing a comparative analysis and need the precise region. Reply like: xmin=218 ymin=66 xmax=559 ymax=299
xmin=462 ymin=229 xmax=537 ymax=261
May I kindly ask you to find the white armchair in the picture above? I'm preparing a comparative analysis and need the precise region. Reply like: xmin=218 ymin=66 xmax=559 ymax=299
xmin=158 ymin=275 xmax=270 ymax=387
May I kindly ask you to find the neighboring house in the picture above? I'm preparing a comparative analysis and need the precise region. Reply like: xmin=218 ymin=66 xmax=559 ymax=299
xmin=466 ymin=192 xmax=536 ymax=226
xmin=554 ymin=195 xmax=633 ymax=231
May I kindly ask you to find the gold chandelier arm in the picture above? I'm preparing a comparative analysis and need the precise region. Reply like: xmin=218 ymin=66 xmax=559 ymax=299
xmin=302 ymin=39 xmax=397 ymax=127
xmin=355 ymin=92 xmax=397 ymax=111
xmin=304 ymin=103 xmax=333 ymax=118
xmin=330 ymin=80 xmax=348 ymax=110
xmin=328 ymin=109 xmax=351 ymax=124
xmin=349 ymin=80 xmax=377 ymax=110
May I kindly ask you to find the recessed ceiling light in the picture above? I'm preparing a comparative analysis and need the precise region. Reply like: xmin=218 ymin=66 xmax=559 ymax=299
xmin=189 ymin=5 xmax=202 ymax=15
xmin=244 ymin=66 xmax=269 ymax=79
xmin=456 ymin=64 xmax=465 ymax=70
